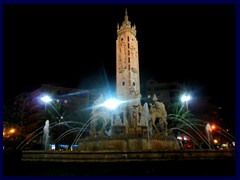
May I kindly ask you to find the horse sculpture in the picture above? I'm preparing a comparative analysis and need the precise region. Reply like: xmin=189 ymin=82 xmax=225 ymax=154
xmin=89 ymin=95 xmax=111 ymax=137
xmin=149 ymin=101 xmax=168 ymax=136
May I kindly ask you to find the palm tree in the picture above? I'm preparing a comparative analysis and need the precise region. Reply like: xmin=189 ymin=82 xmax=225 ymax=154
xmin=45 ymin=100 xmax=64 ymax=123
xmin=166 ymin=102 xmax=195 ymax=137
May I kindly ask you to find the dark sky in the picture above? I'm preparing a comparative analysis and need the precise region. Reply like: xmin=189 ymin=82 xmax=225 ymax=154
xmin=4 ymin=4 xmax=235 ymax=117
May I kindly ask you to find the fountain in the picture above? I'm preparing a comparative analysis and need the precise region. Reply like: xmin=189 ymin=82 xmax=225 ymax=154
xmin=43 ymin=120 xmax=50 ymax=151
xmin=19 ymin=9 xmax=235 ymax=164
xmin=10 ymin=108 xmax=236 ymax=176
xmin=19 ymin=98 xmax=235 ymax=164
xmin=75 ymin=94 xmax=180 ymax=152
xmin=16 ymin=120 xmax=87 ymax=151
xmin=206 ymin=123 xmax=212 ymax=149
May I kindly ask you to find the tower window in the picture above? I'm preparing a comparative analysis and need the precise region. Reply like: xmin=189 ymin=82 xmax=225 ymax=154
xmin=121 ymin=38 xmax=123 ymax=41
xmin=128 ymin=57 xmax=130 ymax=63
xmin=128 ymin=50 xmax=130 ymax=56
xmin=128 ymin=43 xmax=129 ymax=48
xmin=133 ymin=82 xmax=135 ymax=86
xmin=128 ymin=36 xmax=129 ymax=42
xmin=122 ymin=81 xmax=125 ymax=86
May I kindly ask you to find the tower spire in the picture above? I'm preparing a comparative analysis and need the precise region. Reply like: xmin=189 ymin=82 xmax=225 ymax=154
xmin=124 ymin=8 xmax=129 ymax=22
xmin=123 ymin=8 xmax=131 ymax=26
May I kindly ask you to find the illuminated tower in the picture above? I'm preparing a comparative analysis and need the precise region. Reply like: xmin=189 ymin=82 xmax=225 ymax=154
xmin=116 ymin=9 xmax=141 ymax=104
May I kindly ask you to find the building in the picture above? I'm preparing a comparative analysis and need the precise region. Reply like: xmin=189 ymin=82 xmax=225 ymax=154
xmin=142 ymin=79 xmax=223 ymax=126
xmin=143 ymin=79 xmax=182 ymax=104
xmin=13 ymin=84 xmax=103 ymax=136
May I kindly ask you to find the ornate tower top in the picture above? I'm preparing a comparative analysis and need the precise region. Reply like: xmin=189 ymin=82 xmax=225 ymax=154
xmin=117 ymin=8 xmax=136 ymax=36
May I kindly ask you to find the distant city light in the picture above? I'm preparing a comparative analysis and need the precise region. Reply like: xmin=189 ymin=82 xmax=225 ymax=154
xmin=9 ymin=128 xmax=15 ymax=134
xmin=211 ymin=125 xmax=216 ymax=130
xmin=177 ymin=136 xmax=182 ymax=140
xmin=50 ymin=144 xmax=56 ymax=151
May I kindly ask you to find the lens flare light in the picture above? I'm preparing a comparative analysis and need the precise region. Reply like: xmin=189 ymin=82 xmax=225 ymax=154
xmin=101 ymin=98 xmax=123 ymax=110
xmin=41 ymin=95 xmax=52 ymax=103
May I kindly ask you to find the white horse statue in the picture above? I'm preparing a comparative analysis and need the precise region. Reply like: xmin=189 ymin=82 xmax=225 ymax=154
xmin=149 ymin=101 xmax=168 ymax=136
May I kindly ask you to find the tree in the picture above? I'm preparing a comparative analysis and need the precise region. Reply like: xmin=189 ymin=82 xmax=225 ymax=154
xmin=166 ymin=102 xmax=194 ymax=128
xmin=165 ymin=102 xmax=196 ymax=139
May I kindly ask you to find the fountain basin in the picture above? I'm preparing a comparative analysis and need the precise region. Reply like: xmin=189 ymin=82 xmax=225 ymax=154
xmin=79 ymin=136 xmax=180 ymax=151
xmin=21 ymin=149 xmax=235 ymax=162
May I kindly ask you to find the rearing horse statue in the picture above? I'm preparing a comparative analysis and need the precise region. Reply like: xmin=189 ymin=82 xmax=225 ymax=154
xmin=89 ymin=94 xmax=111 ymax=137
xmin=149 ymin=101 xmax=168 ymax=136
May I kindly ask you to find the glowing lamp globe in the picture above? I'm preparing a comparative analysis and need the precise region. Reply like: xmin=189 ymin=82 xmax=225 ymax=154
xmin=41 ymin=95 xmax=52 ymax=103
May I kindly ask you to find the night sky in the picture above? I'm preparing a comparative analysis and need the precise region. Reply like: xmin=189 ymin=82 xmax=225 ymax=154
xmin=3 ymin=4 xmax=235 ymax=124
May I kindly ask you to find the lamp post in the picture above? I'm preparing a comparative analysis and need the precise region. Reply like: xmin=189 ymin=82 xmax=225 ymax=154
xmin=181 ymin=94 xmax=191 ymax=111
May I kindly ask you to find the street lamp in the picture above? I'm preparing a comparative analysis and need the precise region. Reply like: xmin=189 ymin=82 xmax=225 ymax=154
xmin=41 ymin=95 xmax=65 ymax=123
xmin=41 ymin=95 xmax=52 ymax=109
xmin=181 ymin=94 xmax=191 ymax=111
xmin=41 ymin=95 xmax=53 ymax=124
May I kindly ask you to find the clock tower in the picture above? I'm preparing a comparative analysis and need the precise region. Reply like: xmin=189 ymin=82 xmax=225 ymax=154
xmin=116 ymin=9 xmax=141 ymax=105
